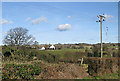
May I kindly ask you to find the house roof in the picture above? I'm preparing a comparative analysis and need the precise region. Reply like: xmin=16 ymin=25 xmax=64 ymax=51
xmin=41 ymin=47 xmax=45 ymax=49
xmin=50 ymin=45 xmax=55 ymax=48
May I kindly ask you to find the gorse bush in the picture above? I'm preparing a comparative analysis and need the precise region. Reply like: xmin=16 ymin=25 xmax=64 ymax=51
xmin=2 ymin=63 xmax=42 ymax=79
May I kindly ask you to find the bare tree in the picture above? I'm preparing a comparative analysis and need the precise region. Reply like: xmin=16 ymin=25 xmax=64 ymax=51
xmin=4 ymin=27 xmax=35 ymax=46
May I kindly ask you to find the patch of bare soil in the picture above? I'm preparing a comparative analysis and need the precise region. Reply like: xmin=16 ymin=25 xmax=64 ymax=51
xmin=38 ymin=62 xmax=89 ymax=79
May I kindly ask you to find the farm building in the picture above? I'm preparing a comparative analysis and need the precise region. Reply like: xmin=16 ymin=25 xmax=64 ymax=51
xmin=40 ymin=47 xmax=45 ymax=50
xmin=49 ymin=45 xmax=55 ymax=50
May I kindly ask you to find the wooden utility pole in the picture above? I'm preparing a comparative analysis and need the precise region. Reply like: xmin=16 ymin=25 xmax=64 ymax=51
xmin=96 ymin=14 xmax=105 ymax=58
xmin=100 ymin=16 xmax=103 ymax=58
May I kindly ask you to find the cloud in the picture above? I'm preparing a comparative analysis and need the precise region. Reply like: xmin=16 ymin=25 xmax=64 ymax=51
xmin=104 ymin=14 xmax=114 ymax=22
xmin=25 ymin=17 xmax=31 ymax=21
xmin=9 ymin=21 xmax=13 ymax=24
xmin=31 ymin=16 xmax=47 ymax=24
xmin=67 ymin=16 xmax=71 ymax=19
xmin=0 ymin=19 xmax=8 ymax=24
xmin=57 ymin=24 xmax=72 ymax=31
xmin=4 ymin=32 xmax=9 ymax=34
xmin=104 ymin=14 xmax=113 ymax=19
xmin=0 ymin=19 xmax=13 ymax=25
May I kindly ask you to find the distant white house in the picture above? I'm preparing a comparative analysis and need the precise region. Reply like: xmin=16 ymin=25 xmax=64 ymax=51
xmin=40 ymin=47 xmax=45 ymax=50
xmin=49 ymin=45 xmax=55 ymax=50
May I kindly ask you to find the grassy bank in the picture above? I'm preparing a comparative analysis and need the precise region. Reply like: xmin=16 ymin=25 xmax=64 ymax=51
xmin=83 ymin=71 xmax=120 ymax=79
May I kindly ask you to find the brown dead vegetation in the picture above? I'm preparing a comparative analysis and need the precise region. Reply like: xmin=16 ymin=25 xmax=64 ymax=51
xmin=38 ymin=62 xmax=89 ymax=79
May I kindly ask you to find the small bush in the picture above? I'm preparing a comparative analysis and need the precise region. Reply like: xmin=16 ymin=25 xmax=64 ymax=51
xmin=2 ymin=63 xmax=42 ymax=79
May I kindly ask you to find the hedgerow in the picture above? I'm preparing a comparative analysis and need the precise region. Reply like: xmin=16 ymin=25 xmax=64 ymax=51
xmin=2 ymin=63 xmax=42 ymax=79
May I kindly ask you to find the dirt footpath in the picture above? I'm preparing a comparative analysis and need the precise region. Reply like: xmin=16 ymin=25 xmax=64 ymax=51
xmin=39 ymin=62 xmax=89 ymax=79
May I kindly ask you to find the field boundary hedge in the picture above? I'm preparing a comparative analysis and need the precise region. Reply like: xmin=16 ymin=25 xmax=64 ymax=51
xmin=84 ymin=57 xmax=119 ymax=76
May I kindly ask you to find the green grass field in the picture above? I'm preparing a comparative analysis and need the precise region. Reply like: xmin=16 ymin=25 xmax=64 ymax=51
xmin=83 ymin=71 xmax=120 ymax=79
